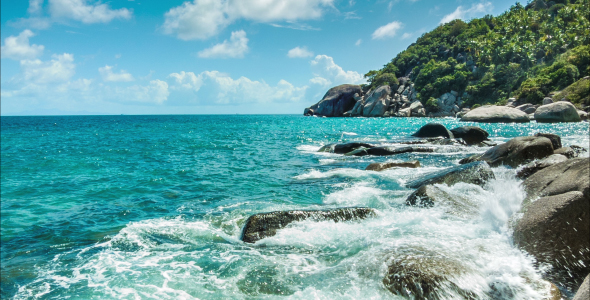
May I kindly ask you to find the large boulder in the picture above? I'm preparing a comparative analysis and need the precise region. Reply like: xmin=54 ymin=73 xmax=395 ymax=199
xmin=522 ymin=157 xmax=589 ymax=202
xmin=534 ymin=133 xmax=562 ymax=150
xmin=459 ymin=136 xmax=554 ymax=168
xmin=516 ymin=154 xmax=568 ymax=179
xmin=362 ymin=85 xmax=392 ymax=117
xmin=573 ymin=274 xmax=590 ymax=300
xmin=534 ymin=102 xmax=581 ymax=123
xmin=350 ymin=93 xmax=364 ymax=116
xmin=318 ymin=142 xmax=374 ymax=154
xmin=349 ymin=146 xmax=435 ymax=157
xmin=304 ymin=84 xmax=363 ymax=117
xmin=365 ymin=160 xmax=420 ymax=171
xmin=450 ymin=126 xmax=489 ymax=145
xmin=241 ymin=207 xmax=376 ymax=243
xmin=411 ymin=123 xmax=454 ymax=139
xmin=405 ymin=185 xmax=479 ymax=217
xmin=406 ymin=161 xmax=495 ymax=189
xmin=460 ymin=105 xmax=530 ymax=123
xmin=516 ymin=103 xmax=537 ymax=114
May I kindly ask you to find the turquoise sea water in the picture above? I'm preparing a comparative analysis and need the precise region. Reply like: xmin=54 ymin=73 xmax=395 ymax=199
xmin=1 ymin=115 xmax=589 ymax=299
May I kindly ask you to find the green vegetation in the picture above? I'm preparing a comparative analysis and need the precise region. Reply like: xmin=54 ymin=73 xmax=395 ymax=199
xmin=552 ymin=77 xmax=590 ymax=107
xmin=364 ymin=0 xmax=590 ymax=108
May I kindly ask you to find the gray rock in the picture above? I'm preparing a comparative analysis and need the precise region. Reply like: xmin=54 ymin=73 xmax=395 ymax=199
xmin=456 ymin=108 xmax=471 ymax=118
xmin=573 ymin=274 xmax=590 ymax=300
xmin=412 ymin=123 xmax=454 ymax=139
xmin=428 ymin=111 xmax=455 ymax=118
xmin=516 ymin=154 xmax=568 ymax=179
xmin=350 ymin=146 xmax=435 ymax=157
xmin=534 ymin=133 xmax=562 ymax=150
xmin=406 ymin=161 xmax=495 ymax=189
xmin=405 ymin=185 xmax=479 ymax=217
xmin=522 ymin=157 xmax=589 ymax=202
xmin=553 ymin=147 xmax=578 ymax=158
xmin=516 ymin=103 xmax=537 ymax=114
xmin=459 ymin=136 xmax=554 ymax=168
xmin=350 ymin=97 xmax=363 ymax=116
xmin=461 ymin=105 xmax=530 ymax=123
xmin=513 ymin=191 xmax=590 ymax=282
xmin=451 ymin=90 xmax=459 ymax=97
xmin=396 ymin=107 xmax=411 ymax=117
xmin=543 ymin=97 xmax=554 ymax=105
xmin=318 ymin=142 xmax=374 ymax=154
xmin=534 ymin=102 xmax=581 ymax=123
xmin=304 ymin=84 xmax=362 ymax=117
xmin=366 ymin=160 xmax=420 ymax=171
xmin=363 ymin=85 xmax=392 ymax=117
xmin=578 ymin=110 xmax=588 ymax=121
xmin=450 ymin=126 xmax=489 ymax=145
xmin=241 ymin=207 xmax=376 ymax=243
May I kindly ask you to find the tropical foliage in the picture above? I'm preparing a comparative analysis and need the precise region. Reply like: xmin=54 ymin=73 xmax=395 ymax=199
xmin=364 ymin=0 xmax=590 ymax=108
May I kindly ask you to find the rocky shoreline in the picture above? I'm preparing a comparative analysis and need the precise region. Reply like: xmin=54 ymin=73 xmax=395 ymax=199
xmin=239 ymin=123 xmax=589 ymax=299
xmin=303 ymin=81 xmax=589 ymax=123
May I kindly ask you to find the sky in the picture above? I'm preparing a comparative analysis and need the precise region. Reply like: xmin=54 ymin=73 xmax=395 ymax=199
xmin=1 ymin=0 xmax=524 ymax=116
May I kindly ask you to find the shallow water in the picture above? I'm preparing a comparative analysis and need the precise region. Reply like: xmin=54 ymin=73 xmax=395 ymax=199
xmin=1 ymin=115 xmax=588 ymax=299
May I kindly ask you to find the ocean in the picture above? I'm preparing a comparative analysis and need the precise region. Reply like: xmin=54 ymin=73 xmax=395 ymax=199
xmin=1 ymin=115 xmax=589 ymax=299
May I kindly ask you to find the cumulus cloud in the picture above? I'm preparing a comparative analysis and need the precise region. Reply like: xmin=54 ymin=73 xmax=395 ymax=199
xmin=48 ymin=0 xmax=132 ymax=24
xmin=310 ymin=55 xmax=365 ymax=87
xmin=162 ymin=0 xmax=334 ymax=40
xmin=98 ymin=65 xmax=134 ymax=82
xmin=440 ymin=2 xmax=493 ymax=24
xmin=20 ymin=53 xmax=75 ymax=84
xmin=168 ymin=70 xmax=307 ymax=104
xmin=109 ymin=80 xmax=169 ymax=104
xmin=287 ymin=46 xmax=313 ymax=58
xmin=28 ymin=0 xmax=44 ymax=15
xmin=1 ymin=30 xmax=45 ymax=60
xmin=372 ymin=21 xmax=403 ymax=39
xmin=198 ymin=30 xmax=249 ymax=58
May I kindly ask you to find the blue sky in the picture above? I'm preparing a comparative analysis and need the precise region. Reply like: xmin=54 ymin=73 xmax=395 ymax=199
xmin=1 ymin=0 xmax=524 ymax=115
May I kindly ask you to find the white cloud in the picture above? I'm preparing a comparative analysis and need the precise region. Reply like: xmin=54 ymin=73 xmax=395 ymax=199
xmin=198 ymin=30 xmax=249 ymax=58
xmin=48 ymin=0 xmax=132 ymax=24
xmin=20 ymin=53 xmax=75 ymax=83
xmin=98 ymin=65 xmax=134 ymax=82
xmin=1 ymin=30 xmax=45 ymax=60
xmin=372 ymin=21 xmax=403 ymax=39
xmin=288 ymin=46 xmax=313 ymax=58
xmin=162 ymin=0 xmax=334 ymax=40
xmin=355 ymin=39 xmax=362 ymax=46
xmin=168 ymin=70 xmax=307 ymax=104
xmin=111 ymin=80 xmax=169 ymax=104
xmin=440 ymin=2 xmax=493 ymax=24
xmin=309 ymin=76 xmax=331 ymax=87
xmin=401 ymin=32 xmax=412 ymax=40
xmin=28 ymin=0 xmax=44 ymax=15
xmin=310 ymin=55 xmax=365 ymax=86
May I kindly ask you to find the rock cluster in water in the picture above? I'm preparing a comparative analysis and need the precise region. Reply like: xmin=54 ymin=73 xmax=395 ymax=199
xmin=240 ymin=122 xmax=589 ymax=298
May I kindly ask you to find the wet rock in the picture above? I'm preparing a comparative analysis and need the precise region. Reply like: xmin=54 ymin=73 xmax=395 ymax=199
xmin=534 ymin=133 xmax=562 ymax=150
xmin=460 ymin=105 xmax=530 ymax=123
xmin=349 ymin=146 xmax=435 ymax=157
xmin=411 ymin=123 xmax=454 ymax=139
xmin=406 ymin=161 xmax=495 ymax=189
xmin=573 ymin=274 xmax=589 ymax=300
xmin=241 ymin=207 xmax=376 ymax=243
xmin=365 ymin=160 xmax=420 ymax=171
xmin=459 ymin=136 xmax=554 ymax=168
xmin=535 ymin=102 xmax=581 ymax=123
xmin=553 ymin=146 xmax=578 ymax=158
xmin=383 ymin=248 xmax=476 ymax=299
xmin=318 ymin=142 xmax=374 ymax=154
xmin=522 ymin=157 xmax=589 ymax=203
xmin=450 ymin=126 xmax=489 ymax=145
xmin=516 ymin=154 xmax=568 ymax=179
xmin=405 ymin=185 xmax=479 ymax=216
xmin=513 ymin=191 xmax=590 ymax=282
xmin=304 ymin=84 xmax=363 ymax=117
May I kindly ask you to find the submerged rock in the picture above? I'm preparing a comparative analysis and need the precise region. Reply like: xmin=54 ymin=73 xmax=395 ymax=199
xmin=406 ymin=161 xmax=495 ymax=189
xmin=405 ymin=185 xmax=479 ymax=216
xmin=241 ymin=207 xmax=376 ymax=243
xmin=365 ymin=160 xmax=420 ymax=171
xmin=459 ymin=136 xmax=554 ymax=168
xmin=317 ymin=142 xmax=374 ymax=154
xmin=534 ymin=102 xmax=581 ymax=123
xmin=303 ymin=84 xmax=363 ymax=117
xmin=450 ymin=126 xmax=489 ymax=145
xmin=460 ymin=105 xmax=530 ymax=123
xmin=411 ymin=123 xmax=454 ymax=139
xmin=516 ymin=154 xmax=568 ymax=179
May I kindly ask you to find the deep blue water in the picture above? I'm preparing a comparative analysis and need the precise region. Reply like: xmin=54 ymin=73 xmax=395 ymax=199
xmin=1 ymin=115 xmax=589 ymax=299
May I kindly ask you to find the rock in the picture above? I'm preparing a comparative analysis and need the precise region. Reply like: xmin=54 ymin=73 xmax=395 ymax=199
xmin=383 ymin=247 xmax=476 ymax=299
xmin=333 ymin=142 xmax=374 ymax=154
xmin=304 ymin=84 xmax=363 ymax=117
xmin=516 ymin=154 xmax=568 ymax=179
xmin=365 ymin=160 xmax=420 ymax=171
xmin=522 ymin=157 xmax=589 ymax=202
xmin=411 ymin=123 xmax=454 ymax=139
xmin=461 ymin=105 xmax=530 ymax=123
xmin=459 ymin=136 xmax=554 ymax=168
xmin=396 ymin=107 xmax=411 ymax=117
xmin=573 ymin=274 xmax=590 ymax=300
xmin=516 ymin=103 xmax=537 ymax=114
xmin=350 ymin=146 xmax=435 ymax=157
xmin=534 ymin=133 xmax=562 ymax=150
xmin=410 ymin=101 xmax=423 ymax=112
xmin=363 ymin=85 xmax=392 ymax=117
xmin=513 ymin=191 xmax=590 ymax=282
xmin=350 ymin=96 xmax=364 ymax=116
xmin=543 ymin=97 xmax=554 ymax=105
xmin=579 ymin=110 xmax=588 ymax=120
xmin=450 ymin=126 xmax=489 ymax=145
xmin=506 ymin=98 xmax=518 ymax=106
xmin=405 ymin=185 xmax=479 ymax=217
xmin=406 ymin=161 xmax=495 ymax=189
xmin=535 ymin=102 xmax=581 ymax=123
xmin=456 ymin=108 xmax=471 ymax=118
xmin=553 ymin=146 xmax=577 ymax=158
xmin=428 ymin=111 xmax=455 ymax=118
xmin=241 ymin=207 xmax=376 ymax=243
